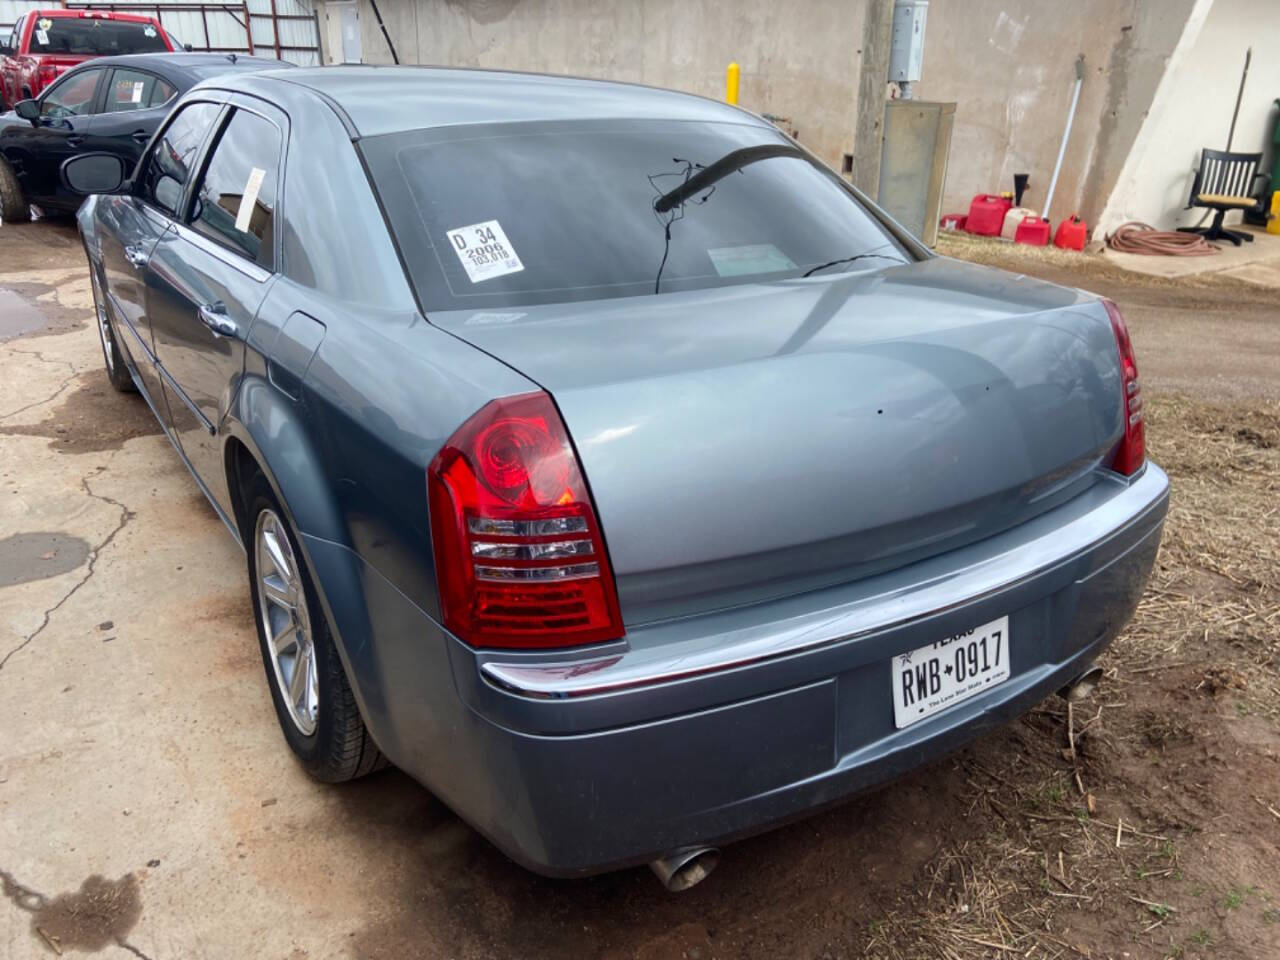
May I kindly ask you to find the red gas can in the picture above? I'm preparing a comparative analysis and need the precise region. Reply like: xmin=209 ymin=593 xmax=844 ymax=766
xmin=1054 ymin=214 xmax=1088 ymax=251
xmin=1014 ymin=216 xmax=1051 ymax=246
xmin=965 ymin=194 xmax=1012 ymax=236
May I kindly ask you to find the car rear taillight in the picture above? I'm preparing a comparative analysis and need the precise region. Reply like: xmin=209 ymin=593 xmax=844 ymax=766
xmin=1102 ymin=298 xmax=1144 ymax=476
xmin=427 ymin=391 xmax=624 ymax=649
xmin=37 ymin=63 xmax=56 ymax=87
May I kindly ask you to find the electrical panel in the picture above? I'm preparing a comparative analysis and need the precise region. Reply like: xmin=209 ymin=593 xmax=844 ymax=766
xmin=889 ymin=0 xmax=928 ymax=84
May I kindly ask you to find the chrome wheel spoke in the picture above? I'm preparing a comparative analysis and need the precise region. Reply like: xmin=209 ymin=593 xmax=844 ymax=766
xmin=261 ymin=576 xmax=294 ymax=612
xmin=288 ymin=645 xmax=310 ymax=704
xmin=254 ymin=507 xmax=319 ymax=737
xmin=271 ymin=622 xmax=297 ymax=656
xmin=261 ymin=524 xmax=293 ymax=583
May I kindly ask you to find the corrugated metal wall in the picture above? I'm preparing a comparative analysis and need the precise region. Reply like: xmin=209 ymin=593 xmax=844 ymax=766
xmin=2 ymin=0 xmax=320 ymax=64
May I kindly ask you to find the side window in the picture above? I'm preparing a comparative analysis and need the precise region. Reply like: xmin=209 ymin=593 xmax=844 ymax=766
xmin=140 ymin=100 xmax=219 ymax=216
xmin=39 ymin=68 xmax=103 ymax=118
xmin=104 ymin=69 xmax=174 ymax=113
xmin=187 ymin=109 xmax=281 ymax=271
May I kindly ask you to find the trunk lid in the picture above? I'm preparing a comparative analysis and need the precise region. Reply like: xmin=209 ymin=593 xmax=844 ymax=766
xmin=431 ymin=258 xmax=1125 ymax=625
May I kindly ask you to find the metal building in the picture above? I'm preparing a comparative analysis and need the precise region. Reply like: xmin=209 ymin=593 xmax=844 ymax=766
xmin=1 ymin=0 xmax=321 ymax=64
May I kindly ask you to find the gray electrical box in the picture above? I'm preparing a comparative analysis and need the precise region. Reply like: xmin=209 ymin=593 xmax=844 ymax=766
xmin=876 ymin=99 xmax=955 ymax=247
xmin=889 ymin=0 xmax=928 ymax=84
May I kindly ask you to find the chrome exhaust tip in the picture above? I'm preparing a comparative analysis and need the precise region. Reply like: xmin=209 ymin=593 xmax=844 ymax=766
xmin=649 ymin=846 xmax=720 ymax=892
xmin=1058 ymin=664 xmax=1104 ymax=702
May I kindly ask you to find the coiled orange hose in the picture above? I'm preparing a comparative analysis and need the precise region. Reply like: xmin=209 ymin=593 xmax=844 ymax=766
xmin=1106 ymin=221 xmax=1219 ymax=256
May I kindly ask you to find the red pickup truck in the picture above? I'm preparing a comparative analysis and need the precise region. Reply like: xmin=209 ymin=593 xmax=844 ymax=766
xmin=1 ymin=10 xmax=176 ymax=111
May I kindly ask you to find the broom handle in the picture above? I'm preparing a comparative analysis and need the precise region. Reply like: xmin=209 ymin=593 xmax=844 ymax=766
xmin=1044 ymin=55 xmax=1085 ymax=218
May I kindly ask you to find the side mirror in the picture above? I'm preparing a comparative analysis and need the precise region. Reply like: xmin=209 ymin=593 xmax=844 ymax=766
xmin=15 ymin=99 xmax=39 ymax=123
xmin=183 ymin=42 xmax=194 ymax=52
xmin=61 ymin=153 xmax=128 ymax=196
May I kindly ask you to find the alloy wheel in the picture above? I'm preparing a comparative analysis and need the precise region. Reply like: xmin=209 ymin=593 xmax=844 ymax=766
xmin=254 ymin=508 xmax=319 ymax=735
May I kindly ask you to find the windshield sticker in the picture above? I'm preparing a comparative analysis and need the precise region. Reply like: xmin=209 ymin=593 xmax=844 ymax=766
xmin=445 ymin=220 xmax=524 ymax=284
xmin=706 ymin=244 xmax=797 ymax=278
xmin=235 ymin=167 xmax=266 ymax=234
xmin=143 ymin=25 xmax=157 ymax=38
xmin=37 ymin=18 xmax=52 ymax=30
xmin=34 ymin=29 xmax=49 ymax=45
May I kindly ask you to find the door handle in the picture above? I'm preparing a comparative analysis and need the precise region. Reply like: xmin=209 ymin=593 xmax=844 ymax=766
xmin=131 ymin=130 xmax=149 ymax=143
xmin=197 ymin=302 xmax=239 ymax=339
xmin=123 ymin=244 xmax=149 ymax=269
xmin=66 ymin=135 xmax=84 ymax=147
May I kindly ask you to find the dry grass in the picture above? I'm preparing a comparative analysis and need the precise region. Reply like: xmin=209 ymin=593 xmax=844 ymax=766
xmin=1117 ymin=395 xmax=1280 ymax=708
xmin=858 ymin=394 xmax=1280 ymax=959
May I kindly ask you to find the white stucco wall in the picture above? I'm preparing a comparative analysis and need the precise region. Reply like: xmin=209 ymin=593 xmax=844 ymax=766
xmin=1098 ymin=0 xmax=1280 ymax=235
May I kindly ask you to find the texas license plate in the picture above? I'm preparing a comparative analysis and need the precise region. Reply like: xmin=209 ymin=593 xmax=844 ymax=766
xmin=892 ymin=616 xmax=1010 ymax=729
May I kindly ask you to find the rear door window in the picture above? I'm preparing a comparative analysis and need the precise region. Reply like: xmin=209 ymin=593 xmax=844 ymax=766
xmin=186 ymin=108 xmax=282 ymax=270
xmin=140 ymin=100 xmax=220 ymax=216
xmin=39 ymin=68 xmax=104 ymax=118
xmin=32 ymin=17 xmax=168 ymax=55
xmin=104 ymin=68 xmax=174 ymax=113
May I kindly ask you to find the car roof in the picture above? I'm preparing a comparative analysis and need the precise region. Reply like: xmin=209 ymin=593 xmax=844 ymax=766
xmin=23 ymin=8 xmax=160 ymax=22
xmin=245 ymin=65 xmax=771 ymax=139
xmin=63 ymin=52 xmax=286 ymax=78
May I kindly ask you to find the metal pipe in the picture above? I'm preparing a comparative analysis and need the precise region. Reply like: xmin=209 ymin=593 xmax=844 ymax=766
xmin=649 ymin=847 xmax=720 ymax=892
xmin=1058 ymin=664 xmax=1103 ymax=702
xmin=1043 ymin=54 xmax=1085 ymax=219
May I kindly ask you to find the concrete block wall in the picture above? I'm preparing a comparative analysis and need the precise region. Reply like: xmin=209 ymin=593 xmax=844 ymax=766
xmin=1099 ymin=0 xmax=1280 ymax=235
xmin=336 ymin=0 xmax=1247 ymax=237
xmin=916 ymin=0 xmax=1196 ymax=229
xmin=348 ymin=0 xmax=869 ymax=172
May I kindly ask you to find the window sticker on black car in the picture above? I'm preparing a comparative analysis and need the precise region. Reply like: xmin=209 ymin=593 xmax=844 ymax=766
xmin=445 ymin=220 xmax=524 ymax=284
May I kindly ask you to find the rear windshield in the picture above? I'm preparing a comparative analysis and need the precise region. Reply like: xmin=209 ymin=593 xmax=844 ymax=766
xmin=361 ymin=118 xmax=914 ymax=311
xmin=31 ymin=17 xmax=168 ymax=55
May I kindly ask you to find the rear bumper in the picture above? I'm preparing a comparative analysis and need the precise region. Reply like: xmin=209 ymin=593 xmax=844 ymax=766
xmin=314 ymin=464 xmax=1168 ymax=877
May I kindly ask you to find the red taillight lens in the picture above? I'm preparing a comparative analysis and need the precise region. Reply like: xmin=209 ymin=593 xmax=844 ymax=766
xmin=1102 ymin=299 xmax=1144 ymax=475
xmin=427 ymin=391 xmax=624 ymax=649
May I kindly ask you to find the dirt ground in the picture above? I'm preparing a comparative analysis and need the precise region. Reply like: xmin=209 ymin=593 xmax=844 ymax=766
xmin=0 ymin=219 xmax=1277 ymax=960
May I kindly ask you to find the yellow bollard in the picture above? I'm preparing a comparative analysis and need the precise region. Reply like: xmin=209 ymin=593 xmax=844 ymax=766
xmin=725 ymin=61 xmax=740 ymax=105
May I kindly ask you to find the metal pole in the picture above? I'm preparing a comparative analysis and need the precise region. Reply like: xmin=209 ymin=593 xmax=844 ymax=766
xmin=1044 ymin=54 xmax=1084 ymax=219
xmin=725 ymin=62 xmax=739 ymax=105
xmin=367 ymin=0 xmax=398 ymax=64
xmin=267 ymin=0 xmax=282 ymax=58
xmin=1226 ymin=47 xmax=1251 ymax=150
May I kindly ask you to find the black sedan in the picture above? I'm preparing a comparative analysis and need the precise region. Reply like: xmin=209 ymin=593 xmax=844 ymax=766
xmin=0 ymin=52 xmax=283 ymax=221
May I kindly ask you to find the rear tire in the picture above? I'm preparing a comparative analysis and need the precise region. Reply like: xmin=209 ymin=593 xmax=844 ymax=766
xmin=88 ymin=259 xmax=136 ymax=393
xmin=0 ymin=157 xmax=28 ymax=225
xmin=243 ymin=473 xmax=386 ymax=782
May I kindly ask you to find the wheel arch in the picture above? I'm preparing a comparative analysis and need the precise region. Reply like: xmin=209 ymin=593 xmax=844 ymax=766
xmin=220 ymin=384 xmax=389 ymax=748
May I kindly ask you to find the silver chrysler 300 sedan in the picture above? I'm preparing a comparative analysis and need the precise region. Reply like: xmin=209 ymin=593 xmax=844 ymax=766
xmin=66 ymin=65 xmax=1168 ymax=890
